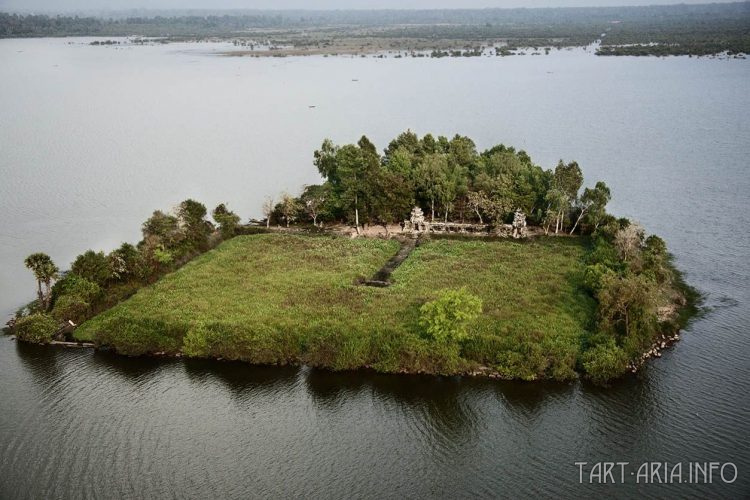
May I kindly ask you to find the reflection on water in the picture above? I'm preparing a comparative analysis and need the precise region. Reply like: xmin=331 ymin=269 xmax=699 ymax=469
xmin=183 ymin=358 xmax=300 ymax=398
xmin=1 ymin=339 xmax=749 ymax=498
xmin=15 ymin=341 xmax=63 ymax=380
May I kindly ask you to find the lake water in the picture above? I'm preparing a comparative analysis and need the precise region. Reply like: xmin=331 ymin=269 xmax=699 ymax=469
xmin=1 ymin=38 xmax=748 ymax=497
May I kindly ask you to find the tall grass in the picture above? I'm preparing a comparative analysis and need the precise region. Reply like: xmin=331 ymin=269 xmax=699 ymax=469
xmin=77 ymin=234 xmax=595 ymax=380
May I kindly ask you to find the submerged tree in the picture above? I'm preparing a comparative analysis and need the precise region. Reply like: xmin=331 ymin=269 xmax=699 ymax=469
xmin=24 ymin=253 xmax=58 ymax=311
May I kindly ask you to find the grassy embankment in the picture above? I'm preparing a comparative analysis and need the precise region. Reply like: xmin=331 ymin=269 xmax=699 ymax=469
xmin=76 ymin=233 xmax=595 ymax=380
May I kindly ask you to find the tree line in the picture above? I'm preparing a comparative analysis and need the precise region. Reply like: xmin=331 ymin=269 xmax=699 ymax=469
xmin=3 ymin=4 xmax=747 ymax=58
xmin=265 ymin=130 xmax=612 ymax=237
xmin=11 ymin=199 xmax=252 ymax=342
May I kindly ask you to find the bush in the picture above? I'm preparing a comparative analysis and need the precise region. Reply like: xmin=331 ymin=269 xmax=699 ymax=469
xmin=72 ymin=250 xmax=112 ymax=286
xmin=419 ymin=288 xmax=482 ymax=344
xmin=581 ymin=343 xmax=629 ymax=385
xmin=583 ymin=263 xmax=615 ymax=293
xmin=52 ymin=294 xmax=90 ymax=323
xmin=51 ymin=273 xmax=100 ymax=306
xmin=14 ymin=313 xmax=58 ymax=344
xmin=50 ymin=274 xmax=101 ymax=323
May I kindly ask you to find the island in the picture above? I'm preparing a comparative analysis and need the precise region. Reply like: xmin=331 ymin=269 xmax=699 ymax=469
xmin=6 ymin=131 xmax=697 ymax=385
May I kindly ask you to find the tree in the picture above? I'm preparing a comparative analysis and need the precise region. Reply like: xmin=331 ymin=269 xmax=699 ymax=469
xmin=107 ymin=242 xmax=140 ymax=281
xmin=212 ymin=203 xmax=241 ymax=239
xmin=24 ymin=253 xmax=58 ymax=311
xmin=384 ymin=146 xmax=415 ymax=179
xmin=642 ymin=234 xmax=671 ymax=284
xmin=262 ymin=197 xmax=274 ymax=228
xmin=384 ymin=129 xmax=421 ymax=159
xmin=614 ymin=222 xmax=645 ymax=263
xmin=570 ymin=181 xmax=611 ymax=234
xmin=597 ymin=273 xmax=657 ymax=341
xmin=313 ymin=139 xmax=340 ymax=187
xmin=300 ymin=184 xmax=328 ymax=227
xmin=416 ymin=153 xmax=448 ymax=222
xmin=447 ymin=134 xmax=478 ymax=171
xmin=71 ymin=250 xmax=111 ymax=286
xmin=370 ymin=169 xmax=413 ymax=235
xmin=543 ymin=188 xmax=568 ymax=235
xmin=336 ymin=141 xmax=377 ymax=233
xmin=547 ymin=160 xmax=583 ymax=233
xmin=419 ymin=288 xmax=482 ymax=345
xmin=50 ymin=274 xmax=100 ymax=323
xmin=14 ymin=313 xmax=58 ymax=344
xmin=436 ymin=159 xmax=467 ymax=222
xmin=279 ymin=192 xmax=300 ymax=227
xmin=178 ymin=199 xmax=212 ymax=251
xmin=142 ymin=210 xmax=181 ymax=247
xmin=467 ymin=191 xmax=490 ymax=224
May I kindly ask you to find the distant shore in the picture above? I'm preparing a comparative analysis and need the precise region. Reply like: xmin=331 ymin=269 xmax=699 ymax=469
xmin=3 ymin=3 xmax=748 ymax=58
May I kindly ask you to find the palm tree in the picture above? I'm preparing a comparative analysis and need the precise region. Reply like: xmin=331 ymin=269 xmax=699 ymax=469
xmin=24 ymin=253 xmax=58 ymax=311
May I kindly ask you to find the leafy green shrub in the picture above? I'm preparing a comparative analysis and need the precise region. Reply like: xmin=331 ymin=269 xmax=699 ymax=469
xmin=583 ymin=263 xmax=615 ymax=293
xmin=14 ymin=313 xmax=58 ymax=344
xmin=419 ymin=288 xmax=482 ymax=344
xmin=71 ymin=250 xmax=112 ymax=286
xmin=107 ymin=242 xmax=141 ymax=281
xmin=50 ymin=274 xmax=101 ymax=323
xmin=51 ymin=274 xmax=100 ymax=304
xmin=212 ymin=204 xmax=241 ymax=239
xmin=540 ymin=335 xmax=579 ymax=381
xmin=52 ymin=295 xmax=90 ymax=323
xmin=597 ymin=273 xmax=657 ymax=341
xmin=580 ymin=343 xmax=629 ymax=385
xmin=493 ymin=330 xmax=550 ymax=381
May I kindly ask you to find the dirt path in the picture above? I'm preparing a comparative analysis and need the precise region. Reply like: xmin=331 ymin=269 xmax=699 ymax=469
xmin=362 ymin=236 xmax=419 ymax=287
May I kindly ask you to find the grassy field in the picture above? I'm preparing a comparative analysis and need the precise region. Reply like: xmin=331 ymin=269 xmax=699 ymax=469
xmin=76 ymin=233 xmax=595 ymax=380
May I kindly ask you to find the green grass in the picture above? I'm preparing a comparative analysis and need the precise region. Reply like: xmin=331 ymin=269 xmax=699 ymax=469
xmin=76 ymin=233 xmax=595 ymax=380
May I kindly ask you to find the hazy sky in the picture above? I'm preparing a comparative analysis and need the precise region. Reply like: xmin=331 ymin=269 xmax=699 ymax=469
xmin=0 ymin=0 xmax=739 ymax=13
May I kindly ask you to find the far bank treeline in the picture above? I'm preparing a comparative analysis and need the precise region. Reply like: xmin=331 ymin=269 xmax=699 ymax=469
xmin=2 ymin=3 xmax=749 ymax=57
xmin=10 ymin=131 xmax=696 ymax=383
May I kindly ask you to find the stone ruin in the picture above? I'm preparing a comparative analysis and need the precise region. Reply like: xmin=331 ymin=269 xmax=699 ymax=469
xmin=511 ymin=209 xmax=527 ymax=239
xmin=402 ymin=205 xmax=527 ymax=238
xmin=404 ymin=206 xmax=428 ymax=233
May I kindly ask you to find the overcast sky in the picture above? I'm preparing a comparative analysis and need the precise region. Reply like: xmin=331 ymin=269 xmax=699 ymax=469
xmin=0 ymin=0 xmax=739 ymax=13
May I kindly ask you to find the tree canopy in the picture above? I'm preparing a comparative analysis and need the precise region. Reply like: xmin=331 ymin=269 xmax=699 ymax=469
xmin=302 ymin=131 xmax=608 ymax=233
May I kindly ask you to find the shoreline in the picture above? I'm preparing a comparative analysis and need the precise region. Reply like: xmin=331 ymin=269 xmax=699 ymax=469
xmin=7 ymin=229 xmax=699 ymax=385
xmin=6 ymin=322 xmax=688 ymax=383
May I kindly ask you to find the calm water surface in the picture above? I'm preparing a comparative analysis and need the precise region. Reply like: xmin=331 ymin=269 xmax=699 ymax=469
xmin=0 ymin=38 xmax=748 ymax=498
